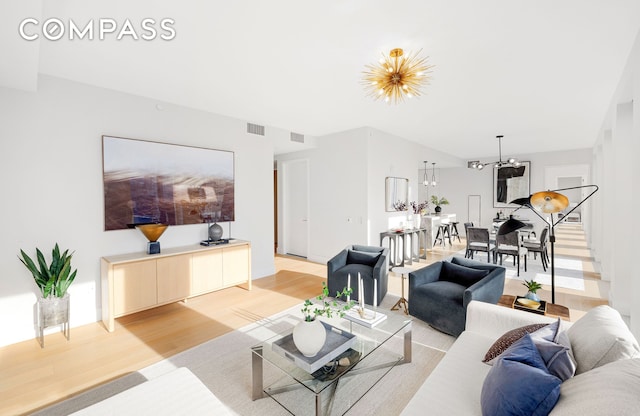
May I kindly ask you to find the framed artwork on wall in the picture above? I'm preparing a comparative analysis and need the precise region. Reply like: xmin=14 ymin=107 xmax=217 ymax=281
xmin=493 ymin=161 xmax=530 ymax=208
xmin=102 ymin=136 xmax=235 ymax=231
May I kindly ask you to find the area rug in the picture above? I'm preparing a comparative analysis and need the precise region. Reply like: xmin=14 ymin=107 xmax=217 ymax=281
xmin=35 ymin=295 xmax=454 ymax=416
xmin=452 ymin=252 xmax=587 ymax=291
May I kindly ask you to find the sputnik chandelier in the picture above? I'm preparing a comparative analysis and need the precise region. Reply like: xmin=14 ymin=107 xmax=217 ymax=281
xmin=363 ymin=48 xmax=433 ymax=104
xmin=468 ymin=135 xmax=520 ymax=170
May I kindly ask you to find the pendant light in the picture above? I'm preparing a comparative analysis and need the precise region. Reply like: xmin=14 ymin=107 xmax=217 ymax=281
xmin=423 ymin=161 xmax=429 ymax=186
xmin=431 ymin=162 xmax=437 ymax=186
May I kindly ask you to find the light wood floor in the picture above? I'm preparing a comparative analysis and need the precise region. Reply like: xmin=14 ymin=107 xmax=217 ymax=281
xmin=0 ymin=224 xmax=606 ymax=415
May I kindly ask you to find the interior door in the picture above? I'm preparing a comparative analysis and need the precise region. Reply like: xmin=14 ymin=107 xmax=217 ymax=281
xmin=284 ymin=159 xmax=308 ymax=257
xmin=468 ymin=195 xmax=481 ymax=227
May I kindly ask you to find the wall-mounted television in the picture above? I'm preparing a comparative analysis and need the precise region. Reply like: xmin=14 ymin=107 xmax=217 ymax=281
xmin=102 ymin=136 xmax=234 ymax=231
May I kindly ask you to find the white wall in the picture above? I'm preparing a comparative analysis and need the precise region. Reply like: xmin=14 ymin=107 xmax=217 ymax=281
xmin=0 ymin=75 xmax=276 ymax=347
xmin=366 ymin=128 xmax=461 ymax=242
xmin=593 ymin=29 xmax=640 ymax=335
xmin=276 ymin=128 xmax=369 ymax=263
xmin=276 ymin=127 xmax=464 ymax=264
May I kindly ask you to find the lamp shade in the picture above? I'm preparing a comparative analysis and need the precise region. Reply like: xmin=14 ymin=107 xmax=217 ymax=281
xmin=509 ymin=197 xmax=532 ymax=206
xmin=497 ymin=216 xmax=528 ymax=235
xmin=530 ymin=191 xmax=569 ymax=214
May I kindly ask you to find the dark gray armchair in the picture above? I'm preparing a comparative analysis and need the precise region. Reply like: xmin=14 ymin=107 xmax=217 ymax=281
xmin=327 ymin=245 xmax=388 ymax=306
xmin=408 ymin=256 xmax=505 ymax=336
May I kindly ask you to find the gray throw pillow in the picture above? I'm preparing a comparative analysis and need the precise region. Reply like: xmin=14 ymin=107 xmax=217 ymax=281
xmin=530 ymin=318 xmax=577 ymax=381
xmin=440 ymin=261 xmax=489 ymax=287
xmin=346 ymin=250 xmax=380 ymax=267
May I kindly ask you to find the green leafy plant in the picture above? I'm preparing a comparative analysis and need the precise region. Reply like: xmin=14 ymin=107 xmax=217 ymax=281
xmin=522 ymin=279 xmax=542 ymax=294
xmin=301 ymin=282 xmax=354 ymax=322
xmin=430 ymin=195 xmax=449 ymax=205
xmin=19 ymin=243 xmax=77 ymax=298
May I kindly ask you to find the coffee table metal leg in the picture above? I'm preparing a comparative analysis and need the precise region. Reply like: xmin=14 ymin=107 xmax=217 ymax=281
xmin=251 ymin=346 xmax=264 ymax=400
xmin=403 ymin=321 xmax=412 ymax=363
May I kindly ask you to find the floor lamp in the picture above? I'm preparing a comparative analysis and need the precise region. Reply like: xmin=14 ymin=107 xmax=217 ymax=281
xmin=498 ymin=185 xmax=599 ymax=304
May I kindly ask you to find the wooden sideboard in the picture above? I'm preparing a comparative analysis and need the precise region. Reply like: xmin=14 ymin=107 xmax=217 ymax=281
xmin=101 ymin=240 xmax=251 ymax=332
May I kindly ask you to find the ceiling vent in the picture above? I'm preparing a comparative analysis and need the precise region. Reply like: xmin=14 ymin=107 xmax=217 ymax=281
xmin=290 ymin=132 xmax=304 ymax=143
xmin=247 ymin=123 xmax=265 ymax=136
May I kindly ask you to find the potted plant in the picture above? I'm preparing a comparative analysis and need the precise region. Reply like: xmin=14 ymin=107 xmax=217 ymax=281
xmin=295 ymin=283 xmax=353 ymax=357
xmin=522 ymin=279 xmax=542 ymax=301
xmin=430 ymin=195 xmax=450 ymax=213
xmin=19 ymin=243 xmax=77 ymax=344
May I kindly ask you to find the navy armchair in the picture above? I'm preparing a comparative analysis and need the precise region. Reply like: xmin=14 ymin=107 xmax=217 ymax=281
xmin=408 ymin=256 xmax=505 ymax=336
xmin=327 ymin=245 xmax=388 ymax=306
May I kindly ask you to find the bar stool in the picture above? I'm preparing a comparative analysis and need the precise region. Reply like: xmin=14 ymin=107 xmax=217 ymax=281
xmin=433 ymin=223 xmax=452 ymax=247
xmin=449 ymin=222 xmax=461 ymax=242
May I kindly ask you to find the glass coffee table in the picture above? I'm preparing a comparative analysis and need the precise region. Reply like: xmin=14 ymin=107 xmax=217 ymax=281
xmin=251 ymin=309 xmax=412 ymax=415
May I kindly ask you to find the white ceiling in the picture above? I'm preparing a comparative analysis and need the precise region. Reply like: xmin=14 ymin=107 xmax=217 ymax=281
xmin=3 ymin=0 xmax=640 ymax=159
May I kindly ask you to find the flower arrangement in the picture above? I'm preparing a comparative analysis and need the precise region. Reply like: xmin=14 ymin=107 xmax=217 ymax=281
xmin=410 ymin=200 xmax=429 ymax=215
xmin=392 ymin=200 xmax=407 ymax=211
xmin=301 ymin=282 xmax=354 ymax=322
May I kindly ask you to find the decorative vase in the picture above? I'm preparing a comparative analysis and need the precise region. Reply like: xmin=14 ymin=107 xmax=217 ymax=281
xmin=208 ymin=222 xmax=223 ymax=241
xmin=135 ymin=223 xmax=169 ymax=254
xmin=435 ymin=205 xmax=442 ymax=214
xmin=413 ymin=215 xmax=421 ymax=229
xmin=292 ymin=319 xmax=327 ymax=357
xmin=525 ymin=291 xmax=540 ymax=302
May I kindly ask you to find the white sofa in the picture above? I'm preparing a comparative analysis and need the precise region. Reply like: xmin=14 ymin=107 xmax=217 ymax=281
xmin=401 ymin=300 xmax=640 ymax=415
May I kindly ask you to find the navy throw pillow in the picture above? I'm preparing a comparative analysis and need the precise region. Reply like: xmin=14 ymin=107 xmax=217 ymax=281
xmin=346 ymin=250 xmax=380 ymax=267
xmin=481 ymin=334 xmax=561 ymax=416
xmin=440 ymin=261 xmax=489 ymax=287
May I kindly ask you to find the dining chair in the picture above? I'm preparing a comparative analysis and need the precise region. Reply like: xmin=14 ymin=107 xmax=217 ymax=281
xmin=463 ymin=222 xmax=474 ymax=258
xmin=522 ymin=227 xmax=549 ymax=271
xmin=466 ymin=227 xmax=495 ymax=263
xmin=494 ymin=230 xmax=527 ymax=276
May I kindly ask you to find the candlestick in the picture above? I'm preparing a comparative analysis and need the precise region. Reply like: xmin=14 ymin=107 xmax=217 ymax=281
xmin=347 ymin=274 xmax=351 ymax=302
xmin=373 ymin=279 xmax=377 ymax=309
xmin=358 ymin=273 xmax=364 ymax=310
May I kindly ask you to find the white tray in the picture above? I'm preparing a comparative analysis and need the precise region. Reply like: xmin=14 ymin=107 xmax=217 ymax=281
xmin=344 ymin=308 xmax=388 ymax=328
xmin=272 ymin=321 xmax=356 ymax=373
